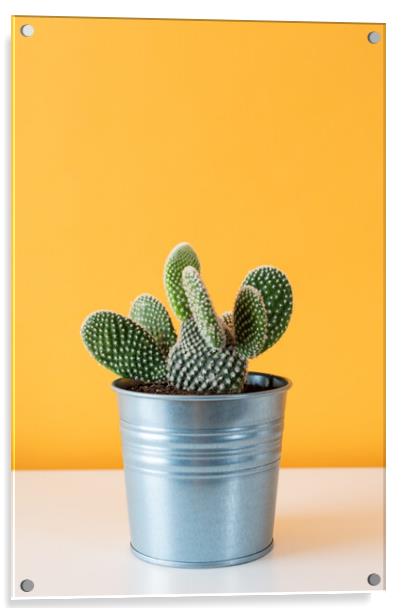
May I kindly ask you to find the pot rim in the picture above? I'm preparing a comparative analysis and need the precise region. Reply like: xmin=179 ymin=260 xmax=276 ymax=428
xmin=111 ymin=370 xmax=292 ymax=401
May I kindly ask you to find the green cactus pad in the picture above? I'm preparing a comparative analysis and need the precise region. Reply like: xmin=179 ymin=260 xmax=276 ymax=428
xmin=81 ymin=310 xmax=167 ymax=381
xmin=129 ymin=293 xmax=177 ymax=354
xmin=234 ymin=285 xmax=268 ymax=358
xmin=168 ymin=318 xmax=247 ymax=393
xmin=182 ymin=266 xmax=225 ymax=349
xmin=163 ymin=242 xmax=200 ymax=319
xmin=242 ymin=266 xmax=292 ymax=350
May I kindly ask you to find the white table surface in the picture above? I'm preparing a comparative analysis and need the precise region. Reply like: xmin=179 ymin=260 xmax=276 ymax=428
xmin=12 ymin=468 xmax=385 ymax=599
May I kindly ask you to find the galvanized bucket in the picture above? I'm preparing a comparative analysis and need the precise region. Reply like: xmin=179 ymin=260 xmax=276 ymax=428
xmin=112 ymin=371 xmax=291 ymax=568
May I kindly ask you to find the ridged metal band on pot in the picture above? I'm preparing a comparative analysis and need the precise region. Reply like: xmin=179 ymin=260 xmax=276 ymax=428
xmin=112 ymin=372 xmax=291 ymax=568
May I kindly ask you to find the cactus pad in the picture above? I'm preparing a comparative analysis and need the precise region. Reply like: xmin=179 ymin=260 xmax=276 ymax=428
xmin=182 ymin=266 xmax=225 ymax=349
xmin=168 ymin=318 xmax=247 ymax=393
xmin=242 ymin=266 xmax=292 ymax=350
xmin=129 ymin=293 xmax=176 ymax=354
xmin=163 ymin=242 xmax=200 ymax=319
xmin=81 ymin=310 xmax=167 ymax=381
xmin=234 ymin=285 xmax=268 ymax=358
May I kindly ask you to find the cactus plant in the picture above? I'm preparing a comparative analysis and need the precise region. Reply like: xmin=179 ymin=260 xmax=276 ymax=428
xmin=81 ymin=242 xmax=293 ymax=394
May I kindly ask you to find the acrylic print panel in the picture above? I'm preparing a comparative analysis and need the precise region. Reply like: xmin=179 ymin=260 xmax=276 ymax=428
xmin=12 ymin=17 xmax=384 ymax=597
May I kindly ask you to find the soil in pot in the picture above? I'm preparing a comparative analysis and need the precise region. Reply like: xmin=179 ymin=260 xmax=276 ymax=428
xmin=125 ymin=379 xmax=275 ymax=396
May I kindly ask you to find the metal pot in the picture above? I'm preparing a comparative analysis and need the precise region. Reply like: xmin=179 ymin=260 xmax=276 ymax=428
xmin=112 ymin=371 xmax=291 ymax=568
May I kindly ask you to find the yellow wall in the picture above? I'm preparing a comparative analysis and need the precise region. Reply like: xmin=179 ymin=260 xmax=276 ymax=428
xmin=12 ymin=17 xmax=385 ymax=469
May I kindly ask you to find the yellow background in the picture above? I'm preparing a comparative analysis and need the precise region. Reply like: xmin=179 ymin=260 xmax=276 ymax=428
xmin=12 ymin=17 xmax=385 ymax=469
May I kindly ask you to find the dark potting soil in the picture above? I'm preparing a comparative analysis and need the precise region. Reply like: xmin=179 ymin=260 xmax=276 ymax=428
xmin=126 ymin=380 xmax=274 ymax=396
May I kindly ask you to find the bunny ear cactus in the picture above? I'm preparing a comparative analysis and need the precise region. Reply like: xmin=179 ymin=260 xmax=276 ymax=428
xmin=81 ymin=242 xmax=293 ymax=394
xmin=80 ymin=311 xmax=167 ymax=381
